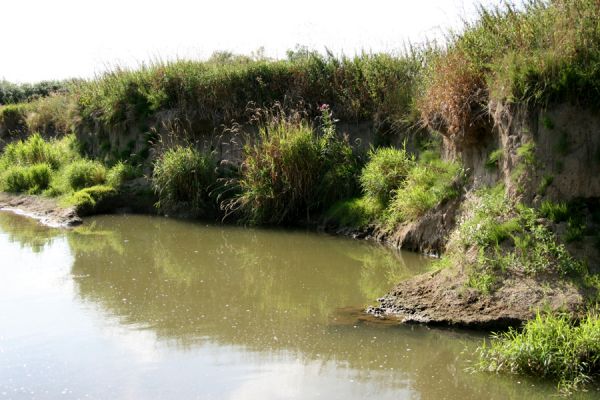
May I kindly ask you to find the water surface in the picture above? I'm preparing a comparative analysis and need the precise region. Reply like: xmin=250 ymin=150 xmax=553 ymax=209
xmin=0 ymin=212 xmax=586 ymax=399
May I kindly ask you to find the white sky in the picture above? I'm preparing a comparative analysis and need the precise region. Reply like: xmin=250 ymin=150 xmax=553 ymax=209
xmin=3 ymin=0 xmax=500 ymax=83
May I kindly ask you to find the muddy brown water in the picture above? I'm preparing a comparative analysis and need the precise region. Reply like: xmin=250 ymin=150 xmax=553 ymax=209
xmin=0 ymin=212 xmax=593 ymax=399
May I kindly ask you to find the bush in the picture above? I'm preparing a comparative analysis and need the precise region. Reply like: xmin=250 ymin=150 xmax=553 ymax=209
xmin=540 ymin=200 xmax=569 ymax=223
xmin=106 ymin=161 xmax=140 ymax=188
xmin=0 ymin=163 xmax=52 ymax=194
xmin=67 ymin=185 xmax=117 ymax=214
xmin=228 ymin=107 xmax=357 ymax=224
xmin=324 ymin=197 xmax=382 ymax=229
xmin=152 ymin=146 xmax=217 ymax=216
xmin=478 ymin=311 xmax=600 ymax=393
xmin=360 ymin=146 xmax=413 ymax=206
xmin=386 ymin=152 xmax=462 ymax=224
xmin=0 ymin=133 xmax=77 ymax=170
xmin=62 ymin=159 xmax=107 ymax=191
xmin=0 ymin=103 xmax=29 ymax=135
xmin=26 ymin=93 xmax=78 ymax=135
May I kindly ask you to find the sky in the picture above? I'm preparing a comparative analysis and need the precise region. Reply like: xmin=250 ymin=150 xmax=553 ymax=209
xmin=3 ymin=0 xmax=500 ymax=83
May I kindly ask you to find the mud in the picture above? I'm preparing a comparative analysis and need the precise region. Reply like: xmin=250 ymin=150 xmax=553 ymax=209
xmin=0 ymin=193 xmax=81 ymax=227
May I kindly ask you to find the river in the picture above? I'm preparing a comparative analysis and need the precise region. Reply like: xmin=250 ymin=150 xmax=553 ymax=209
xmin=0 ymin=212 xmax=580 ymax=399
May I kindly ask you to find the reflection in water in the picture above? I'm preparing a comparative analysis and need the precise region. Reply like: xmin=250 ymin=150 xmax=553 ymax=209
xmin=0 ymin=212 xmax=583 ymax=399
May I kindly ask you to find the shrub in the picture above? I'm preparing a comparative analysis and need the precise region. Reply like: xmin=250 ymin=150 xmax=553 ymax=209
xmin=325 ymin=197 xmax=382 ymax=228
xmin=0 ymin=133 xmax=78 ymax=170
xmin=0 ymin=163 xmax=52 ymax=194
xmin=106 ymin=161 xmax=140 ymax=188
xmin=0 ymin=79 xmax=73 ymax=105
xmin=386 ymin=152 xmax=462 ymax=224
xmin=152 ymin=145 xmax=217 ymax=216
xmin=62 ymin=159 xmax=107 ymax=191
xmin=478 ymin=311 xmax=600 ymax=393
xmin=26 ymin=93 xmax=78 ymax=135
xmin=540 ymin=200 xmax=569 ymax=223
xmin=228 ymin=107 xmax=357 ymax=224
xmin=67 ymin=185 xmax=117 ymax=214
xmin=360 ymin=146 xmax=413 ymax=206
xmin=0 ymin=103 xmax=29 ymax=135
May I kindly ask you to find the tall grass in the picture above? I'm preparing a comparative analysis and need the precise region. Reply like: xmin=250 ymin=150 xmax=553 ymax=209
xmin=0 ymin=133 xmax=131 ymax=212
xmin=227 ymin=106 xmax=358 ymax=224
xmin=478 ymin=311 xmax=600 ymax=393
xmin=76 ymin=50 xmax=424 ymax=130
xmin=360 ymin=146 xmax=414 ymax=206
xmin=421 ymin=0 xmax=600 ymax=133
xmin=151 ymin=145 xmax=218 ymax=217
xmin=386 ymin=151 xmax=462 ymax=224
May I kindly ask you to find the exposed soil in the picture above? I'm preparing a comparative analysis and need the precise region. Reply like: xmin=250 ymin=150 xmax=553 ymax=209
xmin=366 ymin=267 xmax=587 ymax=329
xmin=0 ymin=193 xmax=81 ymax=227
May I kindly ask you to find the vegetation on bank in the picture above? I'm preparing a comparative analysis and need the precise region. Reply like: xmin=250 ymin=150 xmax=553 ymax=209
xmin=479 ymin=311 xmax=600 ymax=393
xmin=0 ymin=134 xmax=137 ymax=213
xmin=326 ymin=142 xmax=463 ymax=230
xmin=0 ymin=0 xmax=599 ymax=393
xmin=421 ymin=0 xmax=600 ymax=134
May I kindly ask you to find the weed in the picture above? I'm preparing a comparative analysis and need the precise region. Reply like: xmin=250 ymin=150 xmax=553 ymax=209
xmin=537 ymin=175 xmax=554 ymax=195
xmin=485 ymin=148 xmax=503 ymax=170
xmin=540 ymin=200 xmax=568 ymax=223
xmin=0 ymin=163 xmax=52 ymax=194
xmin=61 ymin=159 xmax=107 ymax=191
xmin=360 ymin=146 xmax=414 ymax=206
xmin=152 ymin=145 xmax=217 ymax=217
xmin=386 ymin=152 xmax=462 ymax=225
xmin=478 ymin=311 xmax=600 ymax=393
xmin=542 ymin=115 xmax=555 ymax=130
xmin=227 ymin=106 xmax=357 ymax=224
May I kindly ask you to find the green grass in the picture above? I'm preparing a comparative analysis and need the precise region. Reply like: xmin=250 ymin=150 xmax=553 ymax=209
xmin=485 ymin=148 xmax=503 ymax=170
xmin=76 ymin=50 xmax=424 ymax=130
xmin=324 ymin=197 xmax=383 ymax=229
xmin=421 ymin=0 xmax=600 ymax=134
xmin=151 ymin=145 xmax=218 ymax=217
xmin=540 ymin=200 xmax=569 ymax=222
xmin=478 ymin=311 xmax=600 ymax=393
xmin=0 ymin=134 xmax=127 ymax=214
xmin=61 ymin=159 xmax=107 ymax=191
xmin=66 ymin=185 xmax=117 ymax=215
xmin=441 ymin=185 xmax=587 ymax=294
xmin=0 ymin=163 xmax=52 ymax=194
xmin=386 ymin=151 xmax=462 ymax=225
xmin=226 ymin=106 xmax=358 ymax=225
xmin=360 ymin=146 xmax=414 ymax=206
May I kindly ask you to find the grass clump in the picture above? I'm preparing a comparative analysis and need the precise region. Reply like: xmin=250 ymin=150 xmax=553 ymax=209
xmin=386 ymin=151 xmax=462 ymax=225
xmin=540 ymin=200 xmax=569 ymax=223
xmin=0 ymin=103 xmax=29 ymax=135
xmin=66 ymin=185 xmax=117 ymax=215
xmin=0 ymin=133 xmax=78 ymax=170
xmin=478 ymin=311 xmax=600 ymax=393
xmin=0 ymin=164 xmax=52 ymax=194
xmin=325 ymin=197 xmax=383 ymax=229
xmin=228 ymin=106 xmax=357 ymax=225
xmin=485 ymin=148 xmax=503 ymax=170
xmin=451 ymin=185 xmax=586 ymax=293
xmin=0 ymin=133 xmax=122 ymax=214
xmin=152 ymin=145 xmax=217 ymax=217
xmin=106 ymin=161 xmax=140 ymax=189
xmin=360 ymin=146 xmax=413 ymax=206
xmin=61 ymin=159 xmax=107 ymax=191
